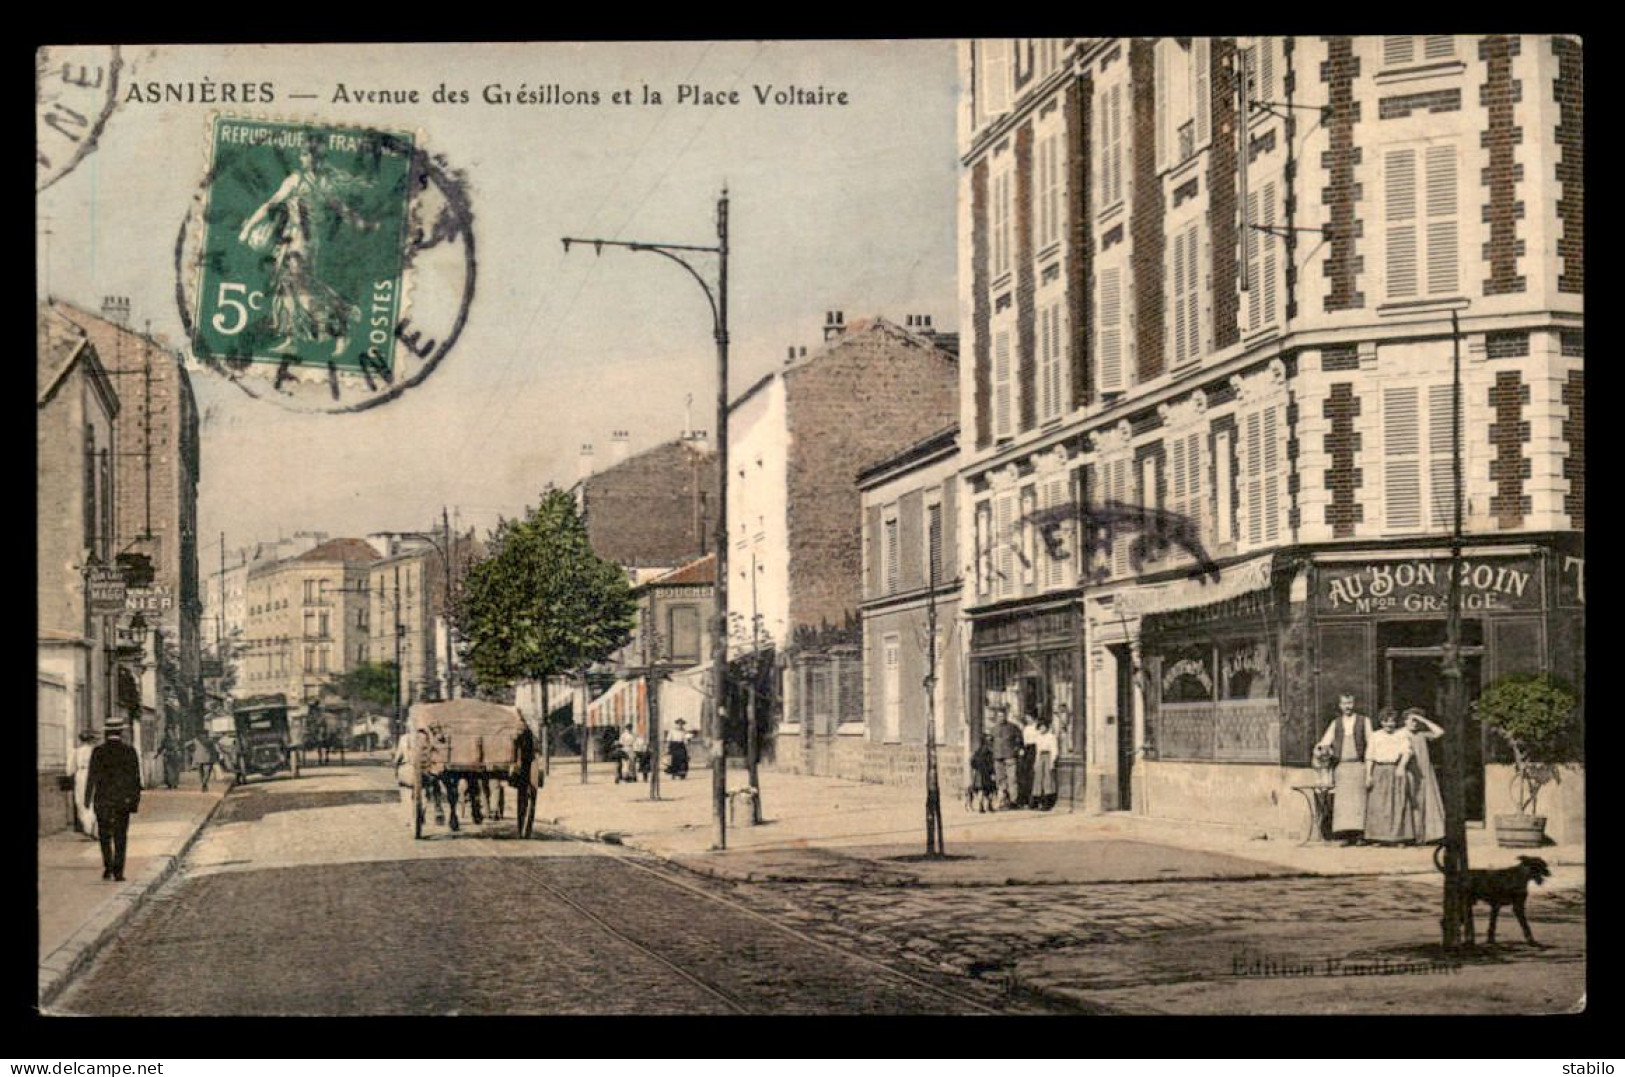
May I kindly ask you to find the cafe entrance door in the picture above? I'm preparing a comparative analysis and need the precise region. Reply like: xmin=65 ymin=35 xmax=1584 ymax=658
xmin=1385 ymin=649 xmax=1485 ymax=822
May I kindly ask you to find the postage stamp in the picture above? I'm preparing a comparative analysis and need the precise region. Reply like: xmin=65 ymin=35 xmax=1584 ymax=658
xmin=177 ymin=114 xmax=477 ymax=413
xmin=192 ymin=117 xmax=413 ymax=380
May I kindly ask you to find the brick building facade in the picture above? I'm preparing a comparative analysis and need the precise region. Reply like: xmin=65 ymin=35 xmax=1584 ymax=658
xmin=731 ymin=314 xmax=959 ymax=775
xmin=577 ymin=432 xmax=717 ymax=573
xmin=960 ymin=37 xmax=1583 ymax=837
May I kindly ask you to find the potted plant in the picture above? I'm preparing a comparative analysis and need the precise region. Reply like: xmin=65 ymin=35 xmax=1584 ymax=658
xmin=1474 ymin=674 xmax=1580 ymax=848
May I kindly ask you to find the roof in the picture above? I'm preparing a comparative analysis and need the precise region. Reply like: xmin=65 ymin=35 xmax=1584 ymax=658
xmin=294 ymin=538 xmax=383 ymax=564
xmin=856 ymin=424 xmax=961 ymax=487
xmin=644 ymin=553 xmax=716 ymax=588
xmin=37 ymin=303 xmax=110 ymax=410
xmin=729 ymin=316 xmax=957 ymax=412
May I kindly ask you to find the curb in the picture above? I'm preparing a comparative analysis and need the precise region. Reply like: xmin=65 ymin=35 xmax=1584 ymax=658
xmin=39 ymin=792 xmax=229 ymax=1011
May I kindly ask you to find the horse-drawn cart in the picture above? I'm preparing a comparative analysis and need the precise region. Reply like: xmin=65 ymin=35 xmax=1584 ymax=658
xmin=406 ymin=700 xmax=540 ymax=840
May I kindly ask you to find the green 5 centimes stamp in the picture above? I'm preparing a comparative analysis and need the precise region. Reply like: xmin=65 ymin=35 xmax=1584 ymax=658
xmin=194 ymin=117 xmax=413 ymax=382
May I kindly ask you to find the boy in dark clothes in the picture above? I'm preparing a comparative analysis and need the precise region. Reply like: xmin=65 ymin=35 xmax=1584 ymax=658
xmin=969 ymin=734 xmax=997 ymax=813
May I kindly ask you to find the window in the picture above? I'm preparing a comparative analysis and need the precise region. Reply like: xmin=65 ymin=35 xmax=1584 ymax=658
xmin=303 ymin=579 xmax=316 ymax=604
xmin=1214 ymin=428 xmax=1234 ymax=546
xmin=1095 ymin=82 xmax=1125 ymax=208
xmin=978 ymin=40 xmax=1010 ymax=123
xmin=1097 ymin=455 xmax=1134 ymax=579
xmin=883 ymin=634 xmax=901 ymax=742
xmin=994 ymin=490 xmax=1017 ymax=598
xmin=668 ymin=604 xmax=701 ymax=663
xmin=1039 ymin=472 xmax=1074 ymax=589
xmin=1036 ymin=130 xmax=1062 ymax=250
xmin=318 ymin=611 xmax=330 ymax=639
xmin=1243 ymin=181 xmax=1279 ymax=332
xmin=1384 ymin=143 xmax=1459 ymax=301
xmin=304 ymin=646 xmax=315 ymax=673
xmin=1020 ymin=485 xmax=1037 ymax=585
xmin=992 ymin=167 xmax=1014 ymax=280
xmin=1240 ymin=402 xmax=1284 ymax=548
xmin=1140 ymin=455 xmax=1161 ymax=569
xmin=883 ymin=510 xmax=900 ymax=594
xmin=1038 ymin=299 xmax=1066 ymax=422
xmin=1242 ymin=37 xmax=1277 ymax=112
xmin=1170 ymin=222 xmax=1203 ymax=365
xmin=304 ymin=610 xmax=316 ymax=638
xmin=1097 ymin=264 xmax=1125 ymax=393
xmin=975 ymin=500 xmax=992 ymax=597
xmin=1383 ymin=35 xmax=1456 ymax=68
xmin=925 ymin=499 xmax=944 ymax=586
xmin=318 ymin=647 xmax=328 ymax=674
xmin=1156 ymin=38 xmax=1211 ymax=171
xmin=993 ymin=327 xmax=1015 ymax=439
xmin=1167 ymin=429 xmax=1204 ymax=555
xmin=1383 ymin=384 xmax=1460 ymax=531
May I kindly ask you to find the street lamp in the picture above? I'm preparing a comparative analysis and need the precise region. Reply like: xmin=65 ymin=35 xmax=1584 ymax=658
xmin=563 ymin=190 xmax=732 ymax=850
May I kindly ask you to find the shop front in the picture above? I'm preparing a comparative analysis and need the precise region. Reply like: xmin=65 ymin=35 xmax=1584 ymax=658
xmin=968 ymin=602 xmax=1085 ymax=808
xmin=1311 ymin=541 xmax=1583 ymax=829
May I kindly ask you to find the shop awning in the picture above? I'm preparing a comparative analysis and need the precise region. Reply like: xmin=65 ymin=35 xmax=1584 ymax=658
xmin=585 ymin=677 xmax=648 ymax=732
xmin=1114 ymin=553 xmax=1275 ymax=619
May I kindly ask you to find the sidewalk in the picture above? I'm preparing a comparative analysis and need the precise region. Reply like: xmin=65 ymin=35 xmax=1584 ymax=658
xmin=38 ymin=770 xmax=226 ymax=1008
xmin=535 ymin=761 xmax=1586 ymax=888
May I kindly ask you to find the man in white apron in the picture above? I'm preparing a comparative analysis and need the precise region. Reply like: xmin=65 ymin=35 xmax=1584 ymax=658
xmin=1316 ymin=694 xmax=1374 ymax=845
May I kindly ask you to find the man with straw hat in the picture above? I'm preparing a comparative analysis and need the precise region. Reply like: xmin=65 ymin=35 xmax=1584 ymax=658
xmin=84 ymin=718 xmax=143 ymax=881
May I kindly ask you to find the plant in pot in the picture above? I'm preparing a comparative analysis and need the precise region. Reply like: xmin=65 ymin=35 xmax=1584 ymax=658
xmin=1474 ymin=673 xmax=1580 ymax=848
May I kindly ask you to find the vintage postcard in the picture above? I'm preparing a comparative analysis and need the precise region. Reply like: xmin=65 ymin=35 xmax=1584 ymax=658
xmin=36 ymin=38 xmax=1584 ymax=1019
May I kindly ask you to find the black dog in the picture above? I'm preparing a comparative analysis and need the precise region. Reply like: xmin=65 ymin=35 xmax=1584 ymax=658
xmin=1435 ymin=847 xmax=1551 ymax=945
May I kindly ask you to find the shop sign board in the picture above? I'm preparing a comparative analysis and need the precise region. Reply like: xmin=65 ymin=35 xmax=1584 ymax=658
xmin=1317 ymin=556 xmax=1543 ymax=616
xmin=87 ymin=566 xmax=127 ymax=614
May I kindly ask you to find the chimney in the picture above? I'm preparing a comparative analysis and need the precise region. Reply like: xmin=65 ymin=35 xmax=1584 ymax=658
xmin=577 ymin=442 xmax=595 ymax=482
xmin=611 ymin=430 xmax=630 ymax=465
xmin=684 ymin=428 xmax=710 ymax=453
xmin=102 ymin=296 xmax=131 ymax=326
xmin=906 ymin=314 xmax=936 ymax=336
xmin=823 ymin=310 xmax=846 ymax=342
xmin=786 ymin=346 xmax=796 ymax=365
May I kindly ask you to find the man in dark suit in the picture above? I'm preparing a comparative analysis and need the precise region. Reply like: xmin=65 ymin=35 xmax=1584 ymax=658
xmin=510 ymin=714 xmax=538 ymax=839
xmin=84 ymin=718 xmax=143 ymax=881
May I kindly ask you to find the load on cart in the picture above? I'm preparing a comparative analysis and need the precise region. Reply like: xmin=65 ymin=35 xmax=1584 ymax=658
xmin=402 ymin=699 xmax=539 ymax=839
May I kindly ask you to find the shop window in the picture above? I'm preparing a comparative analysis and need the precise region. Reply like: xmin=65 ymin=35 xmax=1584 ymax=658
xmin=1220 ymin=640 xmax=1275 ymax=700
xmin=668 ymin=604 xmax=701 ymax=663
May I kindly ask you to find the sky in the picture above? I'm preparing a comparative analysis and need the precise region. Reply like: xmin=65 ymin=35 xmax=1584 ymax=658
xmin=37 ymin=41 xmax=963 ymax=555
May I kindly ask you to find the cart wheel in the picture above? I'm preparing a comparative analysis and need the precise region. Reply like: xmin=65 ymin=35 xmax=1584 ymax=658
xmin=413 ymin=778 xmax=424 ymax=840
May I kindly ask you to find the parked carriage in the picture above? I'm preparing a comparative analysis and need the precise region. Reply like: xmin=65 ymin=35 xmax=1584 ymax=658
xmin=406 ymin=699 xmax=540 ymax=839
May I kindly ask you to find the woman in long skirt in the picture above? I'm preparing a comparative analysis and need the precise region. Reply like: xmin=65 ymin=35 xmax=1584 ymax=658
xmin=1403 ymin=708 xmax=1447 ymax=844
xmin=1364 ymin=708 xmax=1416 ymax=844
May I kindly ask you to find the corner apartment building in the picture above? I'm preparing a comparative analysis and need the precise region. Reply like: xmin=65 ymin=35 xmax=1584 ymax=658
xmin=730 ymin=313 xmax=959 ymax=774
xmin=54 ymin=297 xmax=203 ymax=740
xmin=958 ymin=36 xmax=1582 ymax=835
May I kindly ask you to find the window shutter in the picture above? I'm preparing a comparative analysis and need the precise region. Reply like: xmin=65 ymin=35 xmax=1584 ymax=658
xmin=1112 ymin=458 xmax=1132 ymax=579
xmin=995 ymin=491 xmax=1015 ymax=598
xmin=1093 ymin=90 xmax=1103 ymax=211
xmin=1215 ymin=428 xmax=1233 ymax=545
xmin=1423 ymin=35 xmax=1455 ymax=61
xmin=1099 ymin=266 xmax=1124 ymax=392
xmin=1262 ymin=405 xmax=1281 ymax=543
xmin=975 ymin=501 xmax=990 ymax=596
xmin=1193 ymin=38 xmax=1211 ymax=148
xmin=1170 ymin=435 xmax=1189 ymax=545
xmin=927 ymin=501 xmax=943 ymax=586
xmin=1038 ymin=303 xmax=1054 ymax=420
xmin=1384 ymin=386 xmax=1422 ymax=530
xmin=1428 ymin=384 xmax=1458 ymax=530
xmin=1244 ymin=410 xmax=1264 ymax=546
xmin=1172 ymin=233 xmax=1187 ymax=363
xmin=982 ymin=40 xmax=1010 ymax=116
xmin=994 ymin=329 xmax=1013 ymax=439
xmin=1259 ymin=38 xmax=1275 ymax=104
xmin=1261 ymin=181 xmax=1278 ymax=326
xmin=1244 ymin=189 xmax=1262 ymax=329
xmin=1384 ymin=36 xmax=1415 ymax=67
xmin=884 ymin=515 xmax=899 ymax=593
xmin=1386 ymin=148 xmax=1419 ymax=299
xmin=1184 ymin=226 xmax=1201 ymax=361
xmin=1020 ymin=485 xmax=1037 ymax=585
xmin=1425 ymin=144 xmax=1459 ymax=296
xmin=1110 ymin=83 xmax=1123 ymax=204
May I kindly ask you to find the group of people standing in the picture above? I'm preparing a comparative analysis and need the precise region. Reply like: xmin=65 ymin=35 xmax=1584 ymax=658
xmin=970 ymin=704 xmax=1063 ymax=812
xmin=614 ymin=720 xmax=692 ymax=782
xmin=1317 ymin=693 xmax=1447 ymax=846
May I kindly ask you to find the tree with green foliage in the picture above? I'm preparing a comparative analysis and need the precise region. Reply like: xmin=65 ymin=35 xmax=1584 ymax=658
xmin=1476 ymin=673 xmax=1581 ymax=817
xmin=452 ymin=488 xmax=638 ymax=693
xmin=322 ymin=661 xmax=400 ymax=712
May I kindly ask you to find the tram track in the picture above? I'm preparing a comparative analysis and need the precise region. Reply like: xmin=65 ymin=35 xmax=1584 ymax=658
xmin=507 ymin=827 xmax=1009 ymax=1015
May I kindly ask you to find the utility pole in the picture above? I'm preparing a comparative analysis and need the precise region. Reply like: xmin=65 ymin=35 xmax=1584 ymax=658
xmin=746 ymin=553 xmax=762 ymax=823
xmin=393 ymin=564 xmax=404 ymax=739
xmin=442 ymin=506 xmax=456 ymax=700
xmin=579 ymin=667 xmax=591 ymax=785
xmin=923 ymin=547 xmax=945 ymax=857
xmin=1439 ymin=311 xmax=1470 ymax=947
xmin=562 ymin=189 xmax=731 ymax=850
xmin=643 ymin=607 xmax=662 ymax=802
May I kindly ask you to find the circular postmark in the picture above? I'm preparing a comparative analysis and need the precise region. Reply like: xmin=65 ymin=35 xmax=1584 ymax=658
xmin=175 ymin=115 xmax=476 ymax=413
xmin=37 ymin=45 xmax=122 ymax=192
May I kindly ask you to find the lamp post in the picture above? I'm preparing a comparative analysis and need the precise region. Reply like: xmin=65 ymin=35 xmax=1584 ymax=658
xmin=563 ymin=190 xmax=732 ymax=851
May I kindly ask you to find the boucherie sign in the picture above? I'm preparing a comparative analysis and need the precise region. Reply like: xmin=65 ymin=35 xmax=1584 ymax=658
xmin=1318 ymin=556 xmax=1543 ymax=615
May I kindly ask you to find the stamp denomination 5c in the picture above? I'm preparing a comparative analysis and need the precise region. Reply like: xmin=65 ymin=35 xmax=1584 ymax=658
xmin=193 ymin=117 xmax=413 ymax=380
